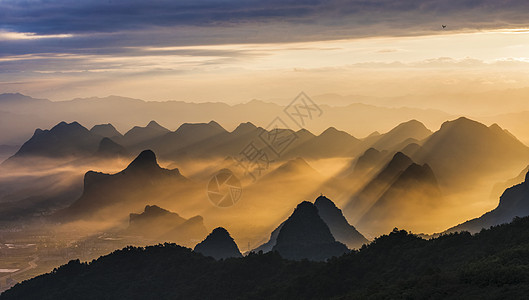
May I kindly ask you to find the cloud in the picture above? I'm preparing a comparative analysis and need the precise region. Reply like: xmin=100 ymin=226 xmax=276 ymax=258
xmin=1 ymin=0 xmax=529 ymax=40
xmin=0 ymin=0 xmax=528 ymax=60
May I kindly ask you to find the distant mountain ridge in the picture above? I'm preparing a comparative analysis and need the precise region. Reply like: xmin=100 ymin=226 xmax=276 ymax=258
xmin=4 ymin=119 xmax=435 ymax=165
xmin=0 ymin=92 xmax=451 ymax=146
xmin=413 ymin=117 xmax=529 ymax=188
xmin=53 ymin=150 xmax=187 ymax=221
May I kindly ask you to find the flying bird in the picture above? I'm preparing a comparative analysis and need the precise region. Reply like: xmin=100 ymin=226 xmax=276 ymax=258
xmin=442 ymin=25 xmax=447 ymax=29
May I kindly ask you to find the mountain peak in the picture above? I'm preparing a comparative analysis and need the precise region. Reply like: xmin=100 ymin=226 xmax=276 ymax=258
xmin=391 ymin=119 xmax=430 ymax=132
xmin=440 ymin=117 xmax=483 ymax=131
xmin=52 ymin=121 xmax=86 ymax=131
xmin=232 ymin=122 xmax=257 ymax=134
xmin=146 ymin=120 xmax=167 ymax=130
xmin=207 ymin=120 xmax=224 ymax=130
xmin=272 ymin=201 xmax=349 ymax=260
xmin=314 ymin=195 xmax=336 ymax=208
xmin=387 ymin=152 xmax=413 ymax=169
xmin=143 ymin=204 xmax=171 ymax=215
xmin=320 ymin=127 xmax=351 ymax=138
xmin=124 ymin=150 xmax=159 ymax=172
xmin=90 ymin=123 xmax=122 ymax=137
xmin=314 ymin=196 xmax=369 ymax=249
xmin=193 ymin=227 xmax=242 ymax=260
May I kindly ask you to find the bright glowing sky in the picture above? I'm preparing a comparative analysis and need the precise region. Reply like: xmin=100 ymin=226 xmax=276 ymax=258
xmin=1 ymin=1 xmax=529 ymax=104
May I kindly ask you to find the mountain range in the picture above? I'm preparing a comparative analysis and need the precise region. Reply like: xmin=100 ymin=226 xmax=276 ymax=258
xmin=2 ymin=118 xmax=430 ymax=166
xmin=0 ymin=93 xmax=453 ymax=147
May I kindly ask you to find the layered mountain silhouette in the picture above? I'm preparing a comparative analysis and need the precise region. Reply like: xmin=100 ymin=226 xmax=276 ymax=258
xmin=96 ymin=137 xmax=128 ymax=158
xmin=271 ymin=201 xmax=349 ymax=261
xmin=356 ymin=162 xmax=442 ymax=235
xmin=90 ymin=123 xmax=123 ymax=139
xmin=314 ymin=196 xmax=368 ymax=249
xmin=54 ymin=150 xmax=187 ymax=221
xmin=345 ymin=152 xmax=414 ymax=221
xmin=122 ymin=120 xmax=170 ymax=146
xmin=344 ymin=152 xmax=442 ymax=236
xmin=0 ymin=93 xmax=453 ymax=147
xmin=368 ymin=119 xmax=431 ymax=152
xmin=4 ymin=121 xmax=102 ymax=163
xmin=351 ymin=148 xmax=388 ymax=176
xmin=447 ymin=170 xmax=529 ymax=234
xmin=254 ymin=196 xmax=366 ymax=254
xmin=127 ymin=205 xmax=207 ymax=246
xmin=193 ymin=227 xmax=242 ymax=260
xmin=285 ymin=127 xmax=361 ymax=158
xmin=413 ymin=117 xmax=529 ymax=188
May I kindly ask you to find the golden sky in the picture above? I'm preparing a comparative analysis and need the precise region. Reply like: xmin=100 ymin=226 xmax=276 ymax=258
xmin=1 ymin=1 xmax=529 ymax=108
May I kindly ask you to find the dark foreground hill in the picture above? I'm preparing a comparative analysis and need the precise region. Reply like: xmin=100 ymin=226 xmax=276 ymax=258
xmin=6 ymin=216 xmax=529 ymax=299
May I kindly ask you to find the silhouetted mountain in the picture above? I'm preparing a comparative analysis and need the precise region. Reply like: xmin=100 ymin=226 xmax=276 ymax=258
xmin=11 ymin=213 xmax=529 ymax=299
xmin=89 ymin=123 xmax=122 ymax=139
xmin=356 ymin=162 xmax=442 ymax=235
xmin=54 ymin=150 xmax=187 ymax=221
xmin=346 ymin=152 xmax=414 ymax=218
xmin=344 ymin=152 xmax=444 ymax=236
xmin=314 ymin=196 xmax=368 ymax=249
xmin=272 ymin=201 xmax=349 ymax=261
xmin=122 ymin=121 xmax=170 ymax=146
xmin=367 ymin=120 xmax=432 ymax=151
xmin=3 ymin=121 xmax=102 ymax=164
xmin=252 ymin=222 xmax=285 ymax=253
xmin=128 ymin=205 xmax=207 ymax=246
xmin=231 ymin=122 xmax=258 ymax=135
xmin=129 ymin=205 xmax=186 ymax=233
xmin=447 ymin=170 xmax=529 ymax=234
xmin=285 ymin=127 xmax=360 ymax=158
xmin=253 ymin=197 xmax=367 ymax=252
xmin=414 ymin=117 xmax=529 ymax=188
xmin=339 ymin=148 xmax=389 ymax=182
xmin=95 ymin=137 xmax=128 ymax=158
xmin=143 ymin=121 xmax=230 ymax=160
xmin=193 ymin=227 xmax=242 ymax=260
